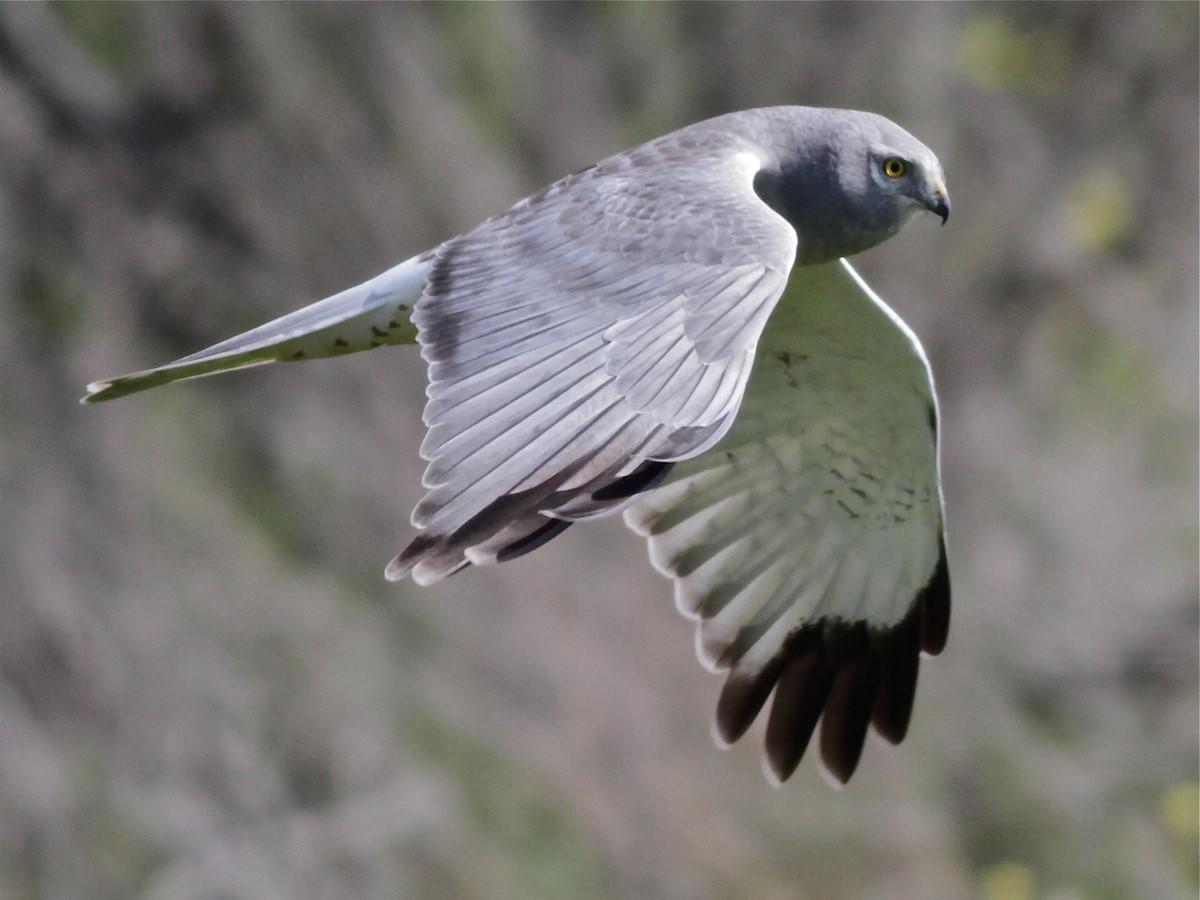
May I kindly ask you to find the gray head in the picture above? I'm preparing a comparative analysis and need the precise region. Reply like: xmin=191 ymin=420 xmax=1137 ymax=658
xmin=746 ymin=107 xmax=950 ymax=264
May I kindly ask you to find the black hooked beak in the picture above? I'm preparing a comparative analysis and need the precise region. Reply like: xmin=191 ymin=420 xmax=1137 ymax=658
xmin=927 ymin=184 xmax=951 ymax=225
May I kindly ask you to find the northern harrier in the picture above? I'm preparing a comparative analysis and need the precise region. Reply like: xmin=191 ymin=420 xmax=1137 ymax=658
xmin=85 ymin=107 xmax=952 ymax=785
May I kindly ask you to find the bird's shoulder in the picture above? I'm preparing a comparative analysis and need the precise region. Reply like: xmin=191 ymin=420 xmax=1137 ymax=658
xmin=455 ymin=118 xmax=797 ymax=271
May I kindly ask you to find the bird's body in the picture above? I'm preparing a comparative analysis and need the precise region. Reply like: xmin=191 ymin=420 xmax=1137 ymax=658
xmin=84 ymin=106 xmax=951 ymax=785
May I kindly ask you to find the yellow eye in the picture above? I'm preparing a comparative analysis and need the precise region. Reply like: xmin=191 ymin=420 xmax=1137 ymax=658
xmin=882 ymin=157 xmax=908 ymax=178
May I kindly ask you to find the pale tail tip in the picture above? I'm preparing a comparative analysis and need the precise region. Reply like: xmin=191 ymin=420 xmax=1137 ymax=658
xmin=80 ymin=374 xmax=152 ymax=404
xmin=80 ymin=381 xmax=113 ymax=404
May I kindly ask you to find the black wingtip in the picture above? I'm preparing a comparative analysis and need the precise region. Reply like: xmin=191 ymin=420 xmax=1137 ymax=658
xmin=763 ymin=643 xmax=835 ymax=783
xmin=717 ymin=603 xmax=939 ymax=786
xmin=870 ymin=614 xmax=921 ymax=744
xmin=919 ymin=541 xmax=951 ymax=655
xmin=818 ymin=653 xmax=881 ymax=785
xmin=715 ymin=655 xmax=786 ymax=747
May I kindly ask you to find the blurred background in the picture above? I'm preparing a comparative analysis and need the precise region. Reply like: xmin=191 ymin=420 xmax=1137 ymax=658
xmin=1 ymin=3 xmax=1196 ymax=899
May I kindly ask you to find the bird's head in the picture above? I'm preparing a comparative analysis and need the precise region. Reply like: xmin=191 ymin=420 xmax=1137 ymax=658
xmin=753 ymin=108 xmax=950 ymax=264
xmin=823 ymin=110 xmax=950 ymax=256
xmin=859 ymin=116 xmax=950 ymax=228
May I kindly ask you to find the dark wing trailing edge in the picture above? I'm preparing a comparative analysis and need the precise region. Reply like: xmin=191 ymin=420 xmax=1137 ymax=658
xmin=488 ymin=461 xmax=675 ymax=565
xmin=386 ymin=125 xmax=798 ymax=585
xmin=626 ymin=260 xmax=949 ymax=784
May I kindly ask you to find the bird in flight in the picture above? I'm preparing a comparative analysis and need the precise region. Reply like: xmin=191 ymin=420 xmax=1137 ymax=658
xmin=84 ymin=106 xmax=951 ymax=786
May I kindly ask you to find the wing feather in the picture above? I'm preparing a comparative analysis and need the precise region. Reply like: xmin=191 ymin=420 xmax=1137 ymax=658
xmin=423 ymin=325 xmax=605 ymax=422
xmin=625 ymin=259 xmax=949 ymax=784
xmin=391 ymin=123 xmax=797 ymax=577
xmin=414 ymin=382 xmax=621 ymax=527
xmin=420 ymin=341 xmax=607 ymax=477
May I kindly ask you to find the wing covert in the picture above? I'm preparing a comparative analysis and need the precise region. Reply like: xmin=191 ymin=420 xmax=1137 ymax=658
xmin=389 ymin=125 xmax=797 ymax=584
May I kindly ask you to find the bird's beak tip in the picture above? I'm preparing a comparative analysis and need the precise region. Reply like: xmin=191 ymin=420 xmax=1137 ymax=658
xmin=930 ymin=180 xmax=950 ymax=226
xmin=931 ymin=194 xmax=950 ymax=226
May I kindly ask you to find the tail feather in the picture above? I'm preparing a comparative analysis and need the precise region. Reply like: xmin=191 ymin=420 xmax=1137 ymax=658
xmin=81 ymin=254 xmax=433 ymax=403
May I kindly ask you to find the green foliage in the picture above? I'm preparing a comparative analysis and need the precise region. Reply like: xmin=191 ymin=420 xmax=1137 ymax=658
xmin=1160 ymin=782 xmax=1200 ymax=885
xmin=432 ymin=3 xmax=526 ymax=158
xmin=402 ymin=704 xmax=609 ymax=900
xmin=49 ymin=1 xmax=140 ymax=81
xmin=1065 ymin=171 xmax=1134 ymax=254
xmin=958 ymin=15 xmax=1075 ymax=100
xmin=16 ymin=263 xmax=84 ymax=348
xmin=69 ymin=747 xmax=162 ymax=899
xmin=981 ymin=862 xmax=1036 ymax=900
xmin=1059 ymin=313 xmax=1158 ymax=417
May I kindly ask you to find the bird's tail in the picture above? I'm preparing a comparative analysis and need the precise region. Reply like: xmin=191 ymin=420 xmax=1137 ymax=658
xmin=81 ymin=253 xmax=434 ymax=403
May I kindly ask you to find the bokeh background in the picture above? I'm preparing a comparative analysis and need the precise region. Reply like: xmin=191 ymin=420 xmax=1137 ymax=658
xmin=1 ymin=3 xmax=1196 ymax=899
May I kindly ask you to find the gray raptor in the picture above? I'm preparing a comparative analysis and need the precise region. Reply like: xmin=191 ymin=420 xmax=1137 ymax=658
xmin=84 ymin=106 xmax=952 ymax=786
